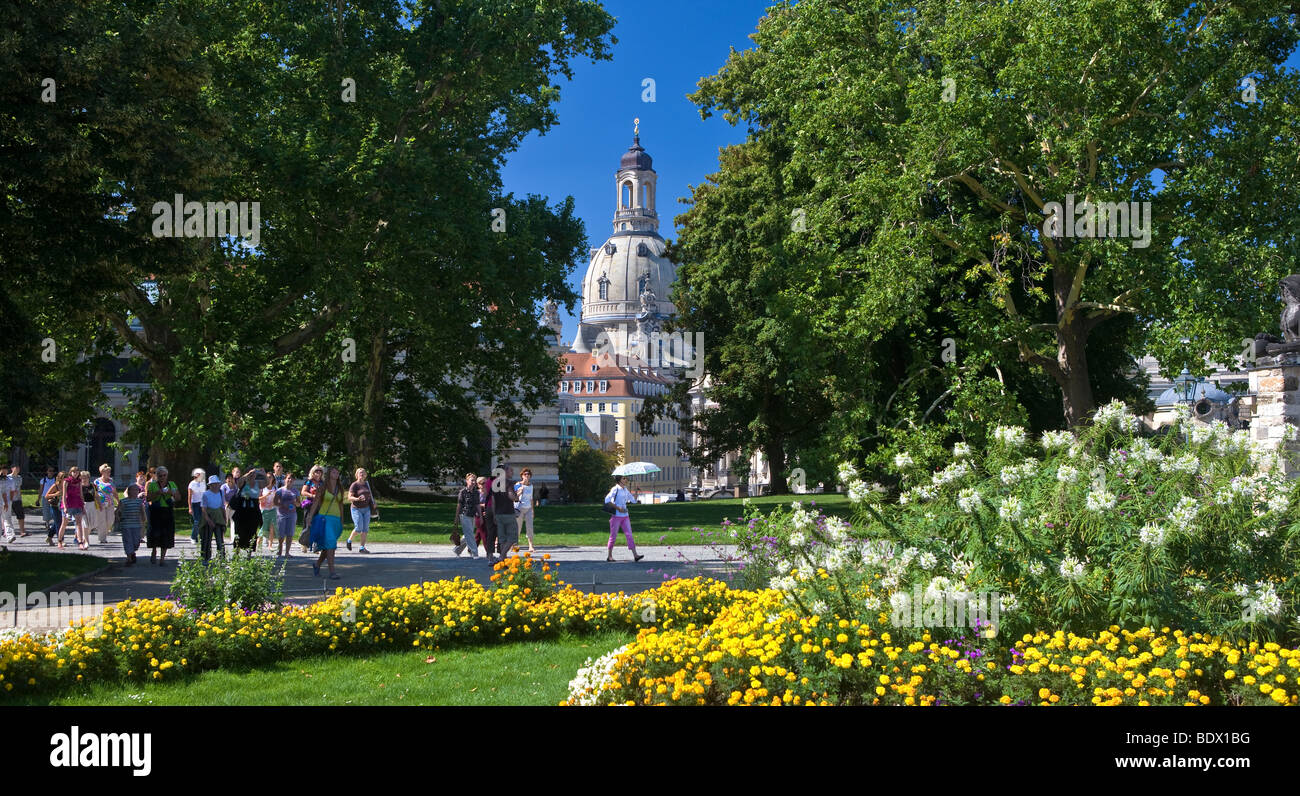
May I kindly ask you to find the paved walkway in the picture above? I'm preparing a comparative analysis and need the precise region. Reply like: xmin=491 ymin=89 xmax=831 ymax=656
xmin=2 ymin=532 xmax=738 ymax=632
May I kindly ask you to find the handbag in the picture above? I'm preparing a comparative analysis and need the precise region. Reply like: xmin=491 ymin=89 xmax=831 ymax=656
xmin=602 ymin=501 xmax=618 ymax=515
xmin=297 ymin=526 xmax=312 ymax=547
xmin=450 ymin=529 xmax=462 ymax=546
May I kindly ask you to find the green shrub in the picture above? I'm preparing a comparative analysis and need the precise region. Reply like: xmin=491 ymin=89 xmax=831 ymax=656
xmin=170 ymin=552 xmax=285 ymax=613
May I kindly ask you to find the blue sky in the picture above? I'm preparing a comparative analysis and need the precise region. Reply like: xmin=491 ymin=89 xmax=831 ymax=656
xmin=500 ymin=0 xmax=772 ymax=344
xmin=501 ymin=2 xmax=1300 ymax=346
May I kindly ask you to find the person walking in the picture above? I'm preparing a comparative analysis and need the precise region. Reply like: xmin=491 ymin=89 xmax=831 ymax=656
xmin=475 ymin=475 xmax=494 ymax=563
xmin=258 ymin=474 xmax=278 ymax=553
xmin=1 ymin=464 xmax=26 ymax=541
xmin=272 ymin=473 xmax=298 ymax=558
xmin=604 ymin=475 xmax=644 ymax=563
xmin=56 ymin=467 xmax=88 ymax=549
xmin=345 ymin=468 xmax=374 ymax=554
xmin=40 ymin=467 xmax=61 ymax=546
xmin=146 ymin=466 xmax=178 ymax=565
xmin=452 ymin=472 xmax=480 ymax=558
xmin=485 ymin=467 xmax=520 ymax=564
xmin=304 ymin=466 xmax=345 ymax=579
xmin=115 ymin=483 xmax=148 ymax=566
xmin=299 ymin=466 xmax=322 ymax=553
xmin=513 ymin=468 xmax=536 ymax=553
xmin=187 ymin=468 xmax=206 ymax=544
xmin=221 ymin=470 xmax=238 ymax=543
xmin=89 ymin=463 xmax=118 ymax=544
xmin=230 ymin=468 xmax=263 ymax=555
xmin=199 ymin=475 xmax=227 ymax=562
xmin=539 ymin=483 xmax=549 ymax=506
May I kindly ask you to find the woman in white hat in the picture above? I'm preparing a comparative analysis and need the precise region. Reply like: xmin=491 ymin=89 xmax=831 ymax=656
xmin=187 ymin=468 xmax=207 ymax=544
xmin=199 ymin=475 xmax=227 ymax=561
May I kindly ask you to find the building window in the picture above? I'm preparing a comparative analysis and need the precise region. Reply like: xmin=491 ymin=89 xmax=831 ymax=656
xmin=560 ymin=382 xmax=567 ymax=393
xmin=599 ymin=380 xmax=607 ymax=393
xmin=586 ymin=403 xmax=593 ymax=412
xmin=565 ymin=364 xmax=573 ymax=373
xmin=591 ymin=364 xmax=598 ymax=372
xmin=614 ymin=419 xmax=619 ymax=433
xmin=599 ymin=403 xmax=606 ymax=412
xmin=586 ymin=380 xmax=594 ymax=392
xmin=598 ymin=274 xmax=610 ymax=300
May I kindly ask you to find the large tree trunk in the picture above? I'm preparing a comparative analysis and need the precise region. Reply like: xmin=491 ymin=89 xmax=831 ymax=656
xmin=765 ymin=436 xmax=788 ymax=495
xmin=345 ymin=327 xmax=387 ymax=488
xmin=1057 ymin=322 xmax=1096 ymax=427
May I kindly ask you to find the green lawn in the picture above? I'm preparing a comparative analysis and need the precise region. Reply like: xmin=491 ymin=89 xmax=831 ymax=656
xmin=9 ymin=631 xmax=633 ymax=706
xmin=0 ymin=550 xmax=106 ymax=595
xmin=359 ymin=492 xmax=852 ymax=546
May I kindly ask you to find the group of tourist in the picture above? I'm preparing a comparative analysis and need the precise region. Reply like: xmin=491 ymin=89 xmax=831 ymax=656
xmin=9 ymin=462 xmax=379 ymax=577
xmin=4 ymin=460 xmax=646 ymax=570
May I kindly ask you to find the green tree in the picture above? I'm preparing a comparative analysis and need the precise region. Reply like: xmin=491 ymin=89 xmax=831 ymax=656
xmin=690 ymin=0 xmax=1300 ymax=427
xmin=559 ymin=438 xmax=619 ymax=503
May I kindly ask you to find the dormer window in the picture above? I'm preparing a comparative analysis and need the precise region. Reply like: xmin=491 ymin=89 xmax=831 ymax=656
xmin=637 ymin=242 xmax=650 ymax=257
xmin=565 ymin=364 xmax=574 ymax=373
xmin=598 ymin=273 xmax=610 ymax=301
xmin=590 ymin=364 xmax=598 ymax=373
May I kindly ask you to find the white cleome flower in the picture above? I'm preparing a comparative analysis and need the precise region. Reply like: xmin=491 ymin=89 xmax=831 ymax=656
xmin=1138 ymin=522 xmax=1166 ymax=547
xmin=932 ymin=461 xmax=970 ymax=486
xmin=894 ymin=452 xmax=914 ymax=469
xmin=770 ymin=575 xmax=796 ymax=592
xmin=1028 ymin=560 xmax=1046 ymax=577
xmin=864 ymin=595 xmax=882 ymax=612
xmin=917 ymin=551 xmax=938 ymax=571
xmin=999 ymin=592 xmax=1018 ymax=613
xmin=847 ymin=481 xmax=872 ymax=504
xmin=1041 ymin=430 xmax=1074 ymax=451
xmin=999 ymin=465 xmax=1024 ymax=486
xmin=1056 ymin=464 xmax=1080 ymax=484
xmin=998 ymin=496 xmax=1024 ymax=523
xmin=993 ymin=426 xmax=1028 ymax=447
xmin=913 ymin=484 xmax=937 ymax=502
xmin=1093 ymin=400 xmax=1137 ymax=432
xmin=837 ymin=462 xmax=859 ymax=484
xmin=953 ymin=441 xmax=972 ymax=458
xmin=950 ymin=554 xmax=975 ymax=579
xmin=809 ymin=599 xmax=829 ymax=616
xmin=1166 ymin=496 xmax=1199 ymax=530
xmin=1059 ymin=556 xmax=1086 ymax=581
xmin=957 ymin=488 xmax=982 ymax=514
xmin=788 ymin=530 xmax=807 ymax=548
xmin=1085 ymin=489 xmax=1117 ymax=512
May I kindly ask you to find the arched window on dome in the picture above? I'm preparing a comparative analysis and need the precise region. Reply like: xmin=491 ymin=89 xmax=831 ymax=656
xmin=598 ymin=274 xmax=609 ymax=301
xmin=621 ymin=181 xmax=633 ymax=209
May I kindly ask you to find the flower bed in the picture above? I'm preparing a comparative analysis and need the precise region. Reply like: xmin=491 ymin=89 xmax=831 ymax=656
xmin=0 ymin=553 xmax=739 ymax=697
xmin=566 ymin=596 xmax=1300 ymax=706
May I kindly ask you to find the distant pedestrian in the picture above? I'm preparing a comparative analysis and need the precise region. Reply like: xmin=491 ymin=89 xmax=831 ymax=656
xmin=41 ymin=468 xmax=61 ymax=545
xmin=90 ymin=464 xmax=118 ymax=544
xmin=115 ymin=484 xmax=148 ymax=566
xmin=345 ymin=468 xmax=374 ymax=554
xmin=539 ymin=484 xmax=549 ymax=506
xmin=1 ymin=464 xmax=26 ymax=541
xmin=56 ymin=467 xmax=88 ymax=550
xmin=258 ymin=475 xmax=278 ymax=552
xmin=304 ymin=466 xmax=345 ymax=579
xmin=273 ymin=473 xmax=298 ymax=558
xmin=271 ymin=461 xmax=286 ymax=490
xmin=485 ymin=466 xmax=520 ymax=563
xmin=514 ymin=468 xmax=536 ymax=552
xmin=146 ymin=466 xmax=178 ymax=565
xmin=300 ymin=466 xmax=322 ymax=552
xmin=199 ymin=475 xmax=227 ymax=561
xmin=475 ymin=475 xmax=494 ymax=562
xmin=453 ymin=472 xmax=480 ymax=558
xmin=187 ymin=468 xmax=206 ymax=544
xmin=230 ymin=468 xmax=263 ymax=555
xmin=604 ymin=475 xmax=643 ymax=563
xmin=222 ymin=470 xmax=238 ymax=543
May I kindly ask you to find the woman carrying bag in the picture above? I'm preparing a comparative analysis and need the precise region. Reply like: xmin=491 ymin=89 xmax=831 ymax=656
xmin=604 ymin=475 xmax=643 ymax=563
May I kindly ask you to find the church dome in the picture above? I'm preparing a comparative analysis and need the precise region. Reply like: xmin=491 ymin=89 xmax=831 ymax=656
xmin=580 ymin=234 xmax=676 ymax=329
xmin=620 ymin=140 xmax=653 ymax=171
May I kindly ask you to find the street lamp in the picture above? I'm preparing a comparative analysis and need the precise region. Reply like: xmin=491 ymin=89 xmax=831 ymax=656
xmin=1173 ymin=367 xmax=1198 ymax=443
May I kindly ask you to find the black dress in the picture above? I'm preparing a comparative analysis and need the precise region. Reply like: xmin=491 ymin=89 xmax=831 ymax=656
xmin=147 ymin=481 xmax=177 ymax=550
xmin=231 ymin=488 xmax=261 ymax=550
